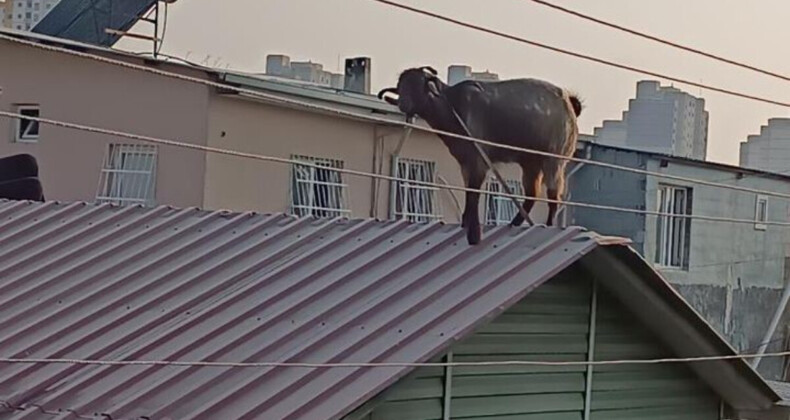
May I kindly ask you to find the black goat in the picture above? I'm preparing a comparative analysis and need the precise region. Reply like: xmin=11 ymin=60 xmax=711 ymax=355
xmin=378 ymin=66 xmax=582 ymax=245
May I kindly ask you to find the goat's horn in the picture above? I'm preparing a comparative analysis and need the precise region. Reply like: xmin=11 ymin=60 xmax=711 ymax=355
xmin=377 ymin=87 xmax=399 ymax=99
xmin=420 ymin=66 xmax=438 ymax=75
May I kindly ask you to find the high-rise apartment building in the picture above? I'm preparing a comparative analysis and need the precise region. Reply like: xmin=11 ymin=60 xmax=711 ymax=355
xmin=739 ymin=118 xmax=790 ymax=174
xmin=2 ymin=0 xmax=60 ymax=31
xmin=447 ymin=65 xmax=499 ymax=86
xmin=592 ymin=80 xmax=709 ymax=160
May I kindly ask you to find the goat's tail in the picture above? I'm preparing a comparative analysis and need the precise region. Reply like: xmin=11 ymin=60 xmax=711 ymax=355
xmin=568 ymin=94 xmax=583 ymax=117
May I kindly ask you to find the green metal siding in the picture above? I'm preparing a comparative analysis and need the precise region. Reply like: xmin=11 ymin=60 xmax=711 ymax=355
xmin=591 ymin=289 xmax=720 ymax=419
xmin=448 ymin=274 xmax=589 ymax=419
xmin=353 ymin=270 xmax=721 ymax=420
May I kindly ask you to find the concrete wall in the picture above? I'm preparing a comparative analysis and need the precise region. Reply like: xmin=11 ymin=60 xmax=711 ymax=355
xmin=569 ymin=146 xmax=647 ymax=253
xmin=643 ymin=158 xmax=790 ymax=289
xmin=0 ymin=38 xmax=210 ymax=208
xmin=570 ymin=143 xmax=790 ymax=380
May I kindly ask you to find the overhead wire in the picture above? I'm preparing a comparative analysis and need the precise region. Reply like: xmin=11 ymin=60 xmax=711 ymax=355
xmin=1 ymin=349 xmax=790 ymax=368
xmin=3 ymin=108 xmax=790 ymax=228
xmin=528 ymin=0 xmax=790 ymax=83
xmin=365 ymin=0 xmax=790 ymax=108
xmin=1 ymin=32 xmax=790 ymax=204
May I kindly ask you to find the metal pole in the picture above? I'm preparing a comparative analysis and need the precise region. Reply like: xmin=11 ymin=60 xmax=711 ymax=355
xmin=153 ymin=2 xmax=159 ymax=58
xmin=442 ymin=352 xmax=453 ymax=420
xmin=583 ymin=280 xmax=598 ymax=420
xmin=752 ymin=280 xmax=790 ymax=369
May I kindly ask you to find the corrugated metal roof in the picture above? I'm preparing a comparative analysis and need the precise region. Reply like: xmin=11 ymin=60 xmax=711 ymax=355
xmin=0 ymin=200 xmax=605 ymax=420
xmin=0 ymin=200 xmax=777 ymax=419
xmin=33 ymin=0 xmax=159 ymax=47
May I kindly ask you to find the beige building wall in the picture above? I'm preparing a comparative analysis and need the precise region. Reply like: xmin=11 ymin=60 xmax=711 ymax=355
xmin=0 ymin=39 xmax=210 ymax=208
xmin=1 ymin=33 xmax=549 ymax=229
xmin=205 ymin=95 xmax=549 ymax=224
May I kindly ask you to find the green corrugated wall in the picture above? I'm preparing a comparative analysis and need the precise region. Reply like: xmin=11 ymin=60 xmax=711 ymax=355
xmin=347 ymin=268 xmax=722 ymax=420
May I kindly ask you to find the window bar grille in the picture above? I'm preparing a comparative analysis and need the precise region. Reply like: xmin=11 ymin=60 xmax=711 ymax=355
xmin=95 ymin=143 xmax=157 ymax=207
xmin=393 ymin=158 xmax=441 ymax=223
xmin=485 ymin=178 xmax=524 ymax=226
xmin=290 ymin=156 xmax=350 ymax=218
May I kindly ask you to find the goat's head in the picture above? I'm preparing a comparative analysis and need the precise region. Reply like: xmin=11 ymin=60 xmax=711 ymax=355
xmin=377 ymin=66 xmax=446 ymax=118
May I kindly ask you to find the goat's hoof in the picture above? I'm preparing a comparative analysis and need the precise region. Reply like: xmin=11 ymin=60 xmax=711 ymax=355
xmin=466 ymin=228 xmax=482 ymax=245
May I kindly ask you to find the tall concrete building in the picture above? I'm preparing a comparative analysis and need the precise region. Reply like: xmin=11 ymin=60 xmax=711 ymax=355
xmin=740 ymin=118 xmax=790 ymax=174
xmin=447 ymin=65 xmax=499 ymax=86
xmin=2 ymin=0 xmax=60 ymax=31
xmin=592 ymin=80 xmax=709 ymax=160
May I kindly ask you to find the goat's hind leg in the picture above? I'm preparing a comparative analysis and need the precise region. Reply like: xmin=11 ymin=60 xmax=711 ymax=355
xmin=511 ymin=165 xmax=542 ymax=227
xmin=543 ymin=160 xmax=567 ymax=227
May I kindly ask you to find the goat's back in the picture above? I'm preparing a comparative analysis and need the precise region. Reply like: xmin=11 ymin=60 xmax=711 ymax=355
xmin=447 ymin=78 xmax=579 ymax=161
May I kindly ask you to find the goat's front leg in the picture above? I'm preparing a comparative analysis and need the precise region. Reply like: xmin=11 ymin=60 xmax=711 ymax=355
xmin=465 ymin=170 xmax=486 ymax=245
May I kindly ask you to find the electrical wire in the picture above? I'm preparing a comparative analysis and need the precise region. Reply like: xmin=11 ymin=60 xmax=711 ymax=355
xmin=2 ymin=32 xmax=790 ymax=204
xmin=365 ymin=0 xmax=790 ymax=108
xmin=0 ymin=349 xmax=790 ymax=368
xmin=3 ymin=109 xmax=790 ymax=229
xmin=528 ymin=0 xmax=790 ymax=83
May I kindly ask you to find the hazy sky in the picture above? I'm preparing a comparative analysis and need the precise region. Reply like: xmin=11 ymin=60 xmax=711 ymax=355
xmin=118 ymin=0 xmax=790 ymax=165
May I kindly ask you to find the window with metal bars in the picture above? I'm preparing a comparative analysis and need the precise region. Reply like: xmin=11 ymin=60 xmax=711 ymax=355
xmin=485 ymin=178 xmax=524 ymax=226
xmin=392 ymin=158 xmax=441 ymax=223
xmin=95 ymin=143 xmax=157 ymax=207
xmin=289 ymin=155 xmax=350 ymax=218
xmin=655 ymin=184 xmax=692 ymax=269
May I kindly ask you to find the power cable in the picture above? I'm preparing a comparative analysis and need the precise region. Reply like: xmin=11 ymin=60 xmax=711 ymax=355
xmin=2 ymin=31 xmax=790 ymax=202
xmin=1 ymin=350 xmax=790 ymax=368
xmin=2 ymin=32 xmax=790 ymax=204
xmin=528 ymin=0 xmax=790 ymax=83
xmin=365 ymin=0 xmax=790 ymax=108
xmin=3 ymin=109 xmax=790 ymax=228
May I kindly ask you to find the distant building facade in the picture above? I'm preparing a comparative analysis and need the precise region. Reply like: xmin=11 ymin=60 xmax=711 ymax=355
xmin=265 ymin=54 xmax=345 ymax=90
xmin=591 ymin=80 xmax=709 ymax=160
xmin=2 ymin=0 xmax=60 ymax=31
xmin=447 ymin=64 xmax=499 ymax=86
xmin=740 ymin=118 xmax=790 ymax=174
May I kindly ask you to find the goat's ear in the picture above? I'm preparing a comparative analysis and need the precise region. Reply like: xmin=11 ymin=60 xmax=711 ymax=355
xmin=427 ymin=79 xmax=440 ymax=97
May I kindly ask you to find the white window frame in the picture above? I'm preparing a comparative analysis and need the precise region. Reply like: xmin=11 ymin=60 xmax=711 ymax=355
xmin=95 ymin=143 xmax=158 ymax=207
xmin=485 ymin=178 xmax=523 ymax=226
xmin=655 ymin=184 xmax=692 ymax=269
xmin=391 ymin=157 xmax=442 ymax=223
xmin=755 ymin=194 xmax=768 ymax=231
xmin=14 ymin=105 xmax=40 ymax=143
xmin=289 ymin=155 xmax=350 ymax=219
